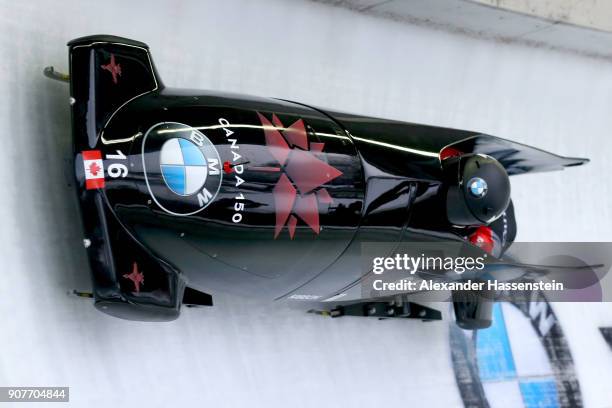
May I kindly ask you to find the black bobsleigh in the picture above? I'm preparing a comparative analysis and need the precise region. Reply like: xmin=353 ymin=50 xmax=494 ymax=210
xmin=49 ymin=35 xmax=588 ymax=329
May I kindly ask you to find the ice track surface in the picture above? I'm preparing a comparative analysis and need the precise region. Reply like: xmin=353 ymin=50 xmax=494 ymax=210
xmin=0 ymin=0 xmax=611 ymax=406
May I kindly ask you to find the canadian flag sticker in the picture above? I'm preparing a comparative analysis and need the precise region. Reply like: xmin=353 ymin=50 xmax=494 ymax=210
xmin=82 ymin=150 xmax=105 ymax=190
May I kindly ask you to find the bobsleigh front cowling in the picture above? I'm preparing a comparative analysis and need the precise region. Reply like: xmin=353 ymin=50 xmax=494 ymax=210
xmin=67 ymin=35 xmax=588 ymax=324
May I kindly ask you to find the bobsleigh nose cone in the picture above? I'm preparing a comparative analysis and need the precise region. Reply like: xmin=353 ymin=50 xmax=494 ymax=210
xmin=445 ymin=154 xmax=510 ymax=226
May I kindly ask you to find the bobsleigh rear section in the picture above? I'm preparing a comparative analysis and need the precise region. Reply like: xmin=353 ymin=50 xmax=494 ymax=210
xmin=67 ymin=35 xmax=588 ymax=326
xmin=69 ymin=36 xmax=188 ymax=320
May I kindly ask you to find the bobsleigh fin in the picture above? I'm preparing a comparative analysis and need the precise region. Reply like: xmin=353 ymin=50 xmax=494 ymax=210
xmin=183 ymin=287 xmax=214 ymax=307
xmin=82 ymin=192 xmax=185 ymax=321
xmin=68 ymin=35 xmax=163 ymax=150
xmin=442 ymin=135 xmax=589 ymax=176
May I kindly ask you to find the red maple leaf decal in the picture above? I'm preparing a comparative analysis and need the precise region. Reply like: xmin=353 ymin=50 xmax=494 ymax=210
xmin=256 ymin=112 xmax=343 ymax=239
xmin=88 ymin=162 xmax=101 ymax=176
xmin=122 ymin=262 xmax=144 ymax=293
xmin=101 ymin=54 xmax=122 ymax=84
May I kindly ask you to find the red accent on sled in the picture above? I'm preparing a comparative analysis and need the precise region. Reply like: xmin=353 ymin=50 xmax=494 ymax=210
xmin=469 ymin=226 xmax=494 ymax=254
xmin=439 ymin=146 xmax=463 ymax=161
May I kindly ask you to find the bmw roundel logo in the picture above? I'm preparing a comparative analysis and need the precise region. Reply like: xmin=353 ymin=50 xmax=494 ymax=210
xmin=450 ymin=294 xmax=582 ymax=407
xmin=468 ymin=177 xmax=488 ymax=198
xmin=160 ymin=138 xmax=208 ymax=196
xmin=142 ymin=122 xmax=223 ymax=216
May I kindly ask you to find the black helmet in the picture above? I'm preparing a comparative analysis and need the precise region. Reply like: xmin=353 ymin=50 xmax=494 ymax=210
xmin=443 ymin=153 xmax=511 ymax=226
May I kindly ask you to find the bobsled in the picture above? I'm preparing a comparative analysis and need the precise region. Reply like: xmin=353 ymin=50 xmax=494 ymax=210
xmin=49 ymin=35 xmax=588 ymax=329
